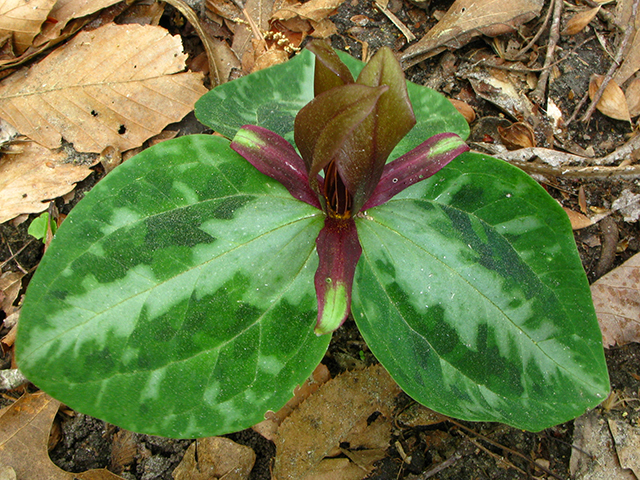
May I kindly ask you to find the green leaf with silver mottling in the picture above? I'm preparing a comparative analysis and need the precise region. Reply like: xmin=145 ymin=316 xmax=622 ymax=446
xmin=352 ymin=152 xmax=609 ymax=432
xmin=194 ymin=50 xmax=469 ymax=152
xmin=16 ymin=135 xmax=329 ymax=438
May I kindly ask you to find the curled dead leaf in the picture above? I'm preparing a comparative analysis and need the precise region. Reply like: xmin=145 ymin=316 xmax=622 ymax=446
xmin=589 ymin=75 xmax=631 ymax=122
xmin=448 ymin=99 xmax=475 ymax=123
xmin=497 ymin=122 xmax=536 ymax=150
xmin=561 ymin=6 xmax=600 ymax=36
xmin=0 ymin=0 xmax=57 ymax=54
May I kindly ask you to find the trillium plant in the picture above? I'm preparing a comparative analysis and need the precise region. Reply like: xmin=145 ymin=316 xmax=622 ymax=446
xmin=17 ymin=41 xmax=609 ymax=439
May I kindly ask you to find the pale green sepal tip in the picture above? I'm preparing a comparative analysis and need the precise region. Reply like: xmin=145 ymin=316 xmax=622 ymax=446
xmin=429 ymin=136 xmax=465 ymax=158
xmin=233 ymin=128 xmax=264 ymax=148
xmin=315 ymin=282 xmax=348 ymax=335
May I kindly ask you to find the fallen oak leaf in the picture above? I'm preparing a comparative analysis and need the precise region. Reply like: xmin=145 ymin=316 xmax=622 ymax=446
xmin=0 ymin=23 xmax=207 ymax=153
xmin=0 ymin=392 xmax=125 ymax=479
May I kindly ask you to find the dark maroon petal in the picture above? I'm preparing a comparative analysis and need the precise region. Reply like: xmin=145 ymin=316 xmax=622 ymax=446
xmin=363 ymin=133 xmax=470 ymax=210
xmin=307 ymin=40 xmax=354 ymax=96
xmin=231 ymin=125 xmax=321 ymax=209
xmin=294 ymin=83 xmax=387 ymax=194
xmin=314 ymin=217 xmax=362 ymax=335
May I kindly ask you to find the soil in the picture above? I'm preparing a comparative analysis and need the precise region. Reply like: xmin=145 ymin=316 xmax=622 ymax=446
xmin=1 ymin=0 xmax=640 ymax=479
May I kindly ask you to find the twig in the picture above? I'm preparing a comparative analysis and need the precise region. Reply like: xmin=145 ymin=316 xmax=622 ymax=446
xmin=375 ymin=0 xmax=416 ymax=43
xmin=0 ymin=238 xmax=34 ymax=270
xmin=417 ymin=442 xmax=474 ymax=479
xmin=475 ymin=133 xmax=640 ymax=167
xmin=580 ymin=0 xmax=640 ymax=123
xmin=583 ymin=0 xmax=618 ymax=30
xmin=473 ymin=36 xmax=595 ymax=74
xmin=531 ymin=0 xmax=563 ymax=103
xmin=447 ymin=419 xmax=565 ymax=480
xmin=517 ymin=0 xmax=554 ymax=58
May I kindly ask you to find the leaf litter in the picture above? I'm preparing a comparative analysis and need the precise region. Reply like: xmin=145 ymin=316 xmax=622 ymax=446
xmin=1 ymin=0 xmax=640 ymax=478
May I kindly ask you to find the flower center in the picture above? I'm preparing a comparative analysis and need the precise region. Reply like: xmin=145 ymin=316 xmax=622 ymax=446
xmin=324 ymin=160 xmax=353 ymax=219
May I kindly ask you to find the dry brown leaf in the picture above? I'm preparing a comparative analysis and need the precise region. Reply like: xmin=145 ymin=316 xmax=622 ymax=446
xmin=589 ymin=74 xmax=631 ymax=122
xmin=272 ymin=0 xmax=343 ymax=23
xmin=591 ymin=252 xmax=640 ymax=347
xmin=253 ymin=363 xmax=330 ymax=441
xmin=626 ymin=77 xmax=640 ymax=117
xmin=0 ymin=141 xmax=97 ymax=223
xmin=173 ymin=437 xmax=256 ymax=480
xmin=0 ymin=23 xmax=207 ymax=153
xmin=563 ymin=207 xmax=594 ymax=230
xmin=561 ymin=6 xmax=600 ymax=36
xmin=274 ymin=364 xmax=401 ymax=480
xmin=400 ymin=0 xmax=544 ymax=68
xmin=37 ymin=0 xmax=122 ymax=42
xmin=570 ymin=409 xmax=637 ymax=480
xmin=463 ymin=66 xmax=536 ymax=122
xmin=0 ymin=0 xmax=57 ymax=54
xmin=0 ymin=271 xmax=23 ymax=316
xmin=607 ymin=418 xmax=640 ymax=477
xmin=231 ymin=0 xmax=274 ymax=71
xmin=448 ymin=99 xmax=475 ymax=123
xmin=497 ymin=122 xmax=536 ymax=150
xmin=0 ymin=392 xmax=125 ymax=479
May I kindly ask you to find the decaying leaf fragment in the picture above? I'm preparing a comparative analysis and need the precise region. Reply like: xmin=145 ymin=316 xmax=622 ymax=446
xmin=591 ymin=252 xmax=640 ymax=347
xmin=274 ymin=364 xmax=401 ymax=480
xmin=0 ymin=23 xmax=207 ymax=153
xmin=173 ymin=437 xmax=256 ymax=480
xmin=0 ymin=141 xmax=97 ymax=223
xmin=400 ymin=0 xmax=544 ymax=68
xmin=589 ymin=75 xmax=631 ymax=123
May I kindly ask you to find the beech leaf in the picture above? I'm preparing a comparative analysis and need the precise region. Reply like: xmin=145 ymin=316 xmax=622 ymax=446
xmin=0 ymin=0 xmax=57 ymax=54
xmin=0 ymin=140 xmax=97 ymax=223
xmin=0 ymin=23 xmax=207 ymax=153
xmin=591 ymin=252 xmax=640 ymax=347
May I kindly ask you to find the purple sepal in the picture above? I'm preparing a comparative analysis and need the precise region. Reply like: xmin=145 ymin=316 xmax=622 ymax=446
xmin=363 ymin=133 xmax=470 ymax=210
xmin=314 ymin=217 xmax=362 ymax=335
xmin=231 ymin=125 xmax=321 ymax=209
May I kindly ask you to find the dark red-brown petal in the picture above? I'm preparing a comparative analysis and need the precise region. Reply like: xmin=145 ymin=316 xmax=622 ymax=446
xmin=363 ymin=133 xmax=469 ymax=210
xmin=231 ymin=125 xmax=321 ymax=209
xmin=314 ymin=217 xmax=362 ymax=335
xmin=307 ymin=40 xmax=355 ymax=96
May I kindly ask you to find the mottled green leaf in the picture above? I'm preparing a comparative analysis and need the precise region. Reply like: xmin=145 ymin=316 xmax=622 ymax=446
xmin=17 ymin=135 xmax=329 ymax=438
xmin=352 ymin=152 xmax=609 ymax=431
xmin=194 ymin=50 xmax=469 ymax=153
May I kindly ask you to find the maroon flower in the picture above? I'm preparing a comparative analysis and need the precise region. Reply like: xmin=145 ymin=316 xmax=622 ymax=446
xmin=231 ymin=41 xmax=469 ymax=334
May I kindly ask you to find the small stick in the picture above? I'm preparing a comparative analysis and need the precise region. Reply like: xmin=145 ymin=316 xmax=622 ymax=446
xmin=580 ymin=0 xmax=639 ymax=123
xmin=375 ymin=0 xmax=416 ymax=43
xmin=531 ymin=0 xmax=563 ymax=103
xmin=518 ymin=0 xmax=554 ymax=58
